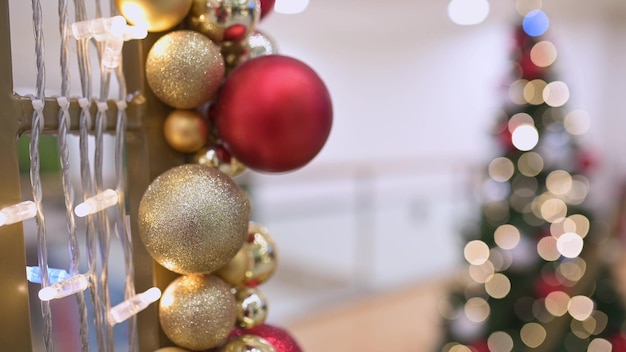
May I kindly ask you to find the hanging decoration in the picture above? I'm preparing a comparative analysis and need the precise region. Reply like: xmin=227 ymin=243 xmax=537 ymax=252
xmin=113 ymin=0 xmax=333 ymax=349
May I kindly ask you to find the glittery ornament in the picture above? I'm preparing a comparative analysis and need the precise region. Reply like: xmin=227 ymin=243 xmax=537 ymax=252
xmin=214 ymin=55 xmax=332 ymax=173
xmin=235 ymin=287 xmax=268 ymax=328
xmin=164 ymin=110 xmax=209 ymax=153
xmin=138 ymin=164 xmax=250 ymax=274
xmin=193 ymin=146 xmax=247 ymax=178
xmin=186 ymin=0 xmax=260 ymax=44
xmin=146 ymin=30 xmax=225 ymax=109
xmin=219 ymin=335 xmax=277 ymax=352
xmin=231 ymin=324 xmax=302 ymax=352
xmin=154 ymin=347 xmax=191 ymax=352
xmin=115 ymin=0 xmax=192 ymax=32
xmin=159 ymin=275 xmax=237 ymax=351
xmin=216 ymin=222 xmax=277 ymax=287
xmin=222 ymin=30 xmax=278 ymax=73
xmin=248 ymin=31 xmax=278 ymax=59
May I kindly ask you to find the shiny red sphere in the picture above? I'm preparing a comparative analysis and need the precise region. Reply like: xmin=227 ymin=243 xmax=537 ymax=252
xmin=214 ymin=55 xmax=332 ymax=173
xmin=231 ymin=324 xmax=303 ymax=352
xmin=260 ymin=0 xmax=275 ymax=19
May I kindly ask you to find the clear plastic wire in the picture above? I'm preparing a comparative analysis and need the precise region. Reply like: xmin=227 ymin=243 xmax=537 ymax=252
xmin=30 ymin=0 xmax=53 ymax=350
xmin=57 ymin=0 xmax=90 ymax=349
xmin=114 ymin=62 xmax=138 ymax=352
xmin=74 ymin=1 xmax=107 ymax=350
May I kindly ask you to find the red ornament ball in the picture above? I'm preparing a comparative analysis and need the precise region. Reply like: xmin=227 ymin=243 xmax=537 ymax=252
xmin=214 ymin=55 xmax=332 ymax=173
xmin=260 ymin=0 xmax=275 ymax=19
xmin=231 ymin=324 xmax=302 ymax=352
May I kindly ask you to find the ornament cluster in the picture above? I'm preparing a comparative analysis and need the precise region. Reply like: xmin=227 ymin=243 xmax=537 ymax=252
xmin=115 ymin=0 xmax=330 ymax=350
xmin=118 ymin=0 xmax=332 ymax=173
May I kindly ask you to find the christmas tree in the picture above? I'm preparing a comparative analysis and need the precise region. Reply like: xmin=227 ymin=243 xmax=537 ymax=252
xmin=440 ymin=15 xmax=626 ymax=352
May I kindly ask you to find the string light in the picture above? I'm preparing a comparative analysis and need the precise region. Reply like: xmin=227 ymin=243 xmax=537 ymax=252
xmin=38 ymin=274 xmax=90 ymax=301
xmin=0 ymin=201 xmax=36 ymax=227
xmin=75 ymin=189 xmax=118 ymax=217
xmin=71 ymin=16 xmax=147 ymax=69
xmin=107 ymin=287 xmax=161 ymax=325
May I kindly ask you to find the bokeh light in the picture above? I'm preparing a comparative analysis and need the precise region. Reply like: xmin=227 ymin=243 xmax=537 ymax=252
xmin=588 ymin=338 xmax=612 ymax=352
xmin=520 ymin=322 xmax=546 ymax=348
xmin=494 ymin=224 xmax=521 ymax=250
xmin=545 ymin=291 xmax=570 ymax=317
xmin=543 ymin=81 xmax=570 ymax=107
xmin=565 ymin=214 xmax=590 ymax=238
xmin=465 ymin=297 xmax=490 ymax=323
xmin=546 ymin=170 xmax=573 ymax=195
xmin=448 ymin=0 xmax=490 ymax=25
xmin=469 ymin=261 xmax=495 ymax=283
xmin=489 ymin=157 xmax=515 ymax=182
xmin=564 ymin=110 xmax=591 ymax=136
xmin=485 ymin=273 xmax=511 ymax=299
xmin=512 ymin=125 xmax=539 ymax=151
xmin=556 ymin=232 xmax=584 ymax=258
xmin=523 ymin=9 xmax=550 ymax=36
xmin=540 ymin=197 xmax=568 ymax=223
xmin=530 ymin=41 xmax=557 ymax=67
xmin=509 ymin=79 xmax=529 ymax=105
xmin=464 ymin=240 xmax=490 ymax=265
xmin=523 ymin=79 xmax=547 ymax=105
xmin=537 ymin=235 xmax=560 ymax=261
xmin=488 ymin=331 xmax=514 ymax=352
xmin=518 ymin=152 xmax=544 ymax=177
xmin=568 ymin=295 xmax=594 ymax=321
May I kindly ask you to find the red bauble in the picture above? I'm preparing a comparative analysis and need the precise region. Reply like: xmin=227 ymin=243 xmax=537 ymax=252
xmin=231 ymin=324 xmax=302 ymax=352
xmin=214 ymin=55 xmax=332 ymax=173
xmin=260 ymin=0 xmax=275 ymax=19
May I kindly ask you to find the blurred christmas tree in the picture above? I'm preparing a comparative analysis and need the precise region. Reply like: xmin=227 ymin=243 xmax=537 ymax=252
xmin=439 ymin=12 xmax=626 ymax=352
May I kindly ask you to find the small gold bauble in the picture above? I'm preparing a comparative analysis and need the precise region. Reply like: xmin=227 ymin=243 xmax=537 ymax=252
xmin=164 ymin=110 xmax=209 ymax=153
xmin=154 ymin=347 xmax=191 ymax=352
xmin=187 ymin=0 xmax=260 ymax=44
xmin=115 ymin=0 xmax=193 ymax=32
xmin=216 ymin=222 xmax=277 ymax=287
xmin=146 ymin=30 xmax=225 ymax=109
xmin=219 ymin=335 xmax=277 ymax=352
xmin=235 ymin=287 xmax=268 ymax=328
xmin=193 ymin=146 xmax=247 ymax=178
xmin=138 ymin=164 xmax=250 ymax=274
xmin=159 ymin=275 xmax=237 ymax=351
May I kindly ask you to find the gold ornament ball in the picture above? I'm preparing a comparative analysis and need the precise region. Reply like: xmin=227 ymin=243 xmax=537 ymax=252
xmin=216 ymin=222 xmax=277 ymax=287
xmin=154 ymin=348 xmax=190 ymax=352
xmin=235 ymin=287 xmax=268 ymax=329
xmin=159 ymin=275 xmax=237 ymax=351
xmin=187 ymin=0 xmax=260 ymax=44
xmin=193 ymin=147 xmax=247 ymax=178
xmin=138 ymin=164 xmax=250 ymax=274
xmin=115 ymin=0 xmax=193 ymax=32
xmin=164 ymin=110 xmax=209 ymax=153
xmin=146 ymin=30 xmax=225 ymax=109
xmin=219 ymin=335 xmax=277 ymax=352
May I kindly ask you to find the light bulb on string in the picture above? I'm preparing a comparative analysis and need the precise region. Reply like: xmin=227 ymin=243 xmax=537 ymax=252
xmin=107 ymin=287 xmax=161 ymax=325
xmin=75 ymin=189 xmax=118 ymax=217
xmin=0 ymin=201 xmax=36 ymax=227
xmin=38 ymin=273 xmax=90 ymax=301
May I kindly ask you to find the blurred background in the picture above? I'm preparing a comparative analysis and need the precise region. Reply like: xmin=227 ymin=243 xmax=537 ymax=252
xmin=8 ymin=0 xmax=626 ymax=351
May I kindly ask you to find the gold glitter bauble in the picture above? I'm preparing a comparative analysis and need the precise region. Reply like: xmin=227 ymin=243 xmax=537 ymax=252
xmin=159 ymin=275 xmax=237 ymax=351
xmin=219 ymin=335 xmax=277 ymax=352
xmin=216 ymin=222 xmax=277 ymax=287
xmin=164 ymin=110 xmax=209 ymax=153
xmin=146 ymin=30 xmax=225 ymax=109
xmin=193 ymin=147 xmax=247 ymax=178
xmin=186 ymin=0 xmax=260 ymax=44
xmin=235 ymin=287 xmax=268 ymax=328
xmin=138 ymin=164 xmax=250 ymax=274
xmin=115 ymin=0 xmax=192 ymax=32
xmin=154 ymin=347 xmax=191 ymax=352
